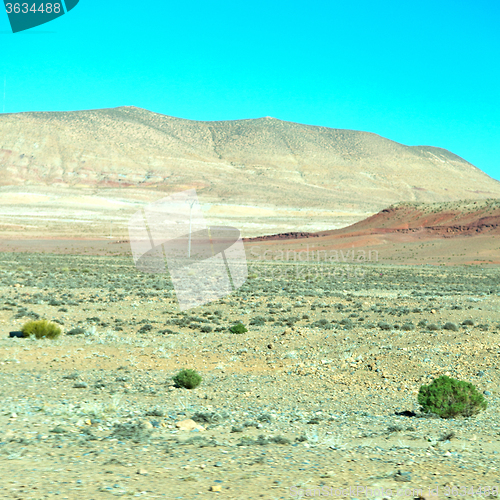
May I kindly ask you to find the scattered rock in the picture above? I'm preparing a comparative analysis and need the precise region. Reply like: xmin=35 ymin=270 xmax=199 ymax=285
xmin=176 ymin=419 xmax=205 ymax=432
xmin=67 ymin=327 xmax=85 ymax=335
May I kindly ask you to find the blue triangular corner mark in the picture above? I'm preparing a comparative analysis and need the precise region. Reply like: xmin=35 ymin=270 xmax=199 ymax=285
xmin=4 ymin=0 xmax=80 ymax=33
xmin=64 ymin=0 xmax=79 ymax=12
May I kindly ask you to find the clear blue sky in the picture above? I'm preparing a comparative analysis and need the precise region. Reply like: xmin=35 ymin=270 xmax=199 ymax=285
xmin=1 ymin=0 xmax=499 ymax=181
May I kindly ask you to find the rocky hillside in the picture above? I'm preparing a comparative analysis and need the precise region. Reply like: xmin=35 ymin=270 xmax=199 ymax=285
xmin=242 ymin=199 xmax=500 ymax=266
xmin=1 ymin=106 xmax=500 ymax=217
xmin=340 ymin=198 xmax=500 ymax=237
xmin=245 ymin=199 xmax=500 ymax=241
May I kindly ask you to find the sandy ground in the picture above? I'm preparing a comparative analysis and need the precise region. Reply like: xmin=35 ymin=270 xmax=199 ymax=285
xmin=0 ymin=186 xmax=365 ymax=241
xmin=0 ymin=251 xmax=499 ymax=499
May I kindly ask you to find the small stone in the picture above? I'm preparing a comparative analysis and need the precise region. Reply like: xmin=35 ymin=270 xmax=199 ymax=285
xmin=210 ymin=485 xmax=222 ymax=492
xmin=67 ymin=327 xmax=85 ymax=335
xmin=50 ymin=425 xmax=68 ymax=434
xmin=137 ymin=469 xmax=148 ymax=475
xmin=484 ymin=390 xmax=491 ymax=396
xmin=175 ymin=419 xmax=205 ymax=432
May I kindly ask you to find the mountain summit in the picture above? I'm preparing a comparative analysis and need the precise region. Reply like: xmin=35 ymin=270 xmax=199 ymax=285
xmin=1 ymin=106 xmax=499 ymax=223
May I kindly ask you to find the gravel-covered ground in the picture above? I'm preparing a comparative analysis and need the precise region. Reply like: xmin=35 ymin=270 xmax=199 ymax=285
xmin=0 ymin=253 xmax=499 ymax=499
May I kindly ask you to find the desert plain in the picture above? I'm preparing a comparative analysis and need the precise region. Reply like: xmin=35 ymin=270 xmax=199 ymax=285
xmin=0 ymin=242 xmax=499 ymax=500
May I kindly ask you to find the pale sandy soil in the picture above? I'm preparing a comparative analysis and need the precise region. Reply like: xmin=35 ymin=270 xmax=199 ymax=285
xmin=0 ymin=186 xmax=367 ymax=240
xmin=0 ymin=252 xmax=499 ymax=499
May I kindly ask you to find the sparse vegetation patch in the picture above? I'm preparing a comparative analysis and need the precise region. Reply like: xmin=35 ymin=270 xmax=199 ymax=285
xmin=21 ymin=319 xmax=61 ymax=339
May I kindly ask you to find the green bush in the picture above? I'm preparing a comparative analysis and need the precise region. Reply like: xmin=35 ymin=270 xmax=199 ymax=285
xmin=417 ymin=375 xmax=487 ymax=418
xmin=21 ymin=319 xmax=61 ymax=339
xmin=229 ymin=322 xmax=248 ymax=334
xmin=172 ymin=369 xmax=202 ymax=389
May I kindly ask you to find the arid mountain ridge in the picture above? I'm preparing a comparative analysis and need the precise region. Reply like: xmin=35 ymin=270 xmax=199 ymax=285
xmin=1 ymin=106 xmax=500 ymax=217
xmin=245 ymin=199 xmax=500 ymax=242
xmin=349 ymin=199 xmax=500 ymax=236
xmin=243 ymin=199 xmax=500 ymax=266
